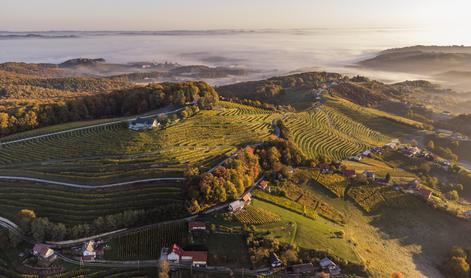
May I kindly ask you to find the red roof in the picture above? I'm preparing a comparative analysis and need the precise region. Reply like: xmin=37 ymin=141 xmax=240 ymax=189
xmin=259 ymin=180 xmax=268 ymax=189
xmin=181 ymin=251 xmax=208 ymax=262
xmin=188 ymin=221 xmax=206 ymax=230
xmin=171 ymin=244 xmax=183 ymax=256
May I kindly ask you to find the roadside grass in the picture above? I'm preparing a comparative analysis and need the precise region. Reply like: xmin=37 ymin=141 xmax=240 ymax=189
xmin=252 ymin=199 xmax=360 ymax=264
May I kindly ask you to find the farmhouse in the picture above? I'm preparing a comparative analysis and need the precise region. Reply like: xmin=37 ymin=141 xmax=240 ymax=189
xmin=33 ymin=244 xmax=57 ymax=266
xmin=188 ymin=221 xmax=206 ymax=231
xmin=128 ymin=117 xmax=160 ymax=131
xmin=166 ymin=244 xmax=208 ymax=267
xmin=242 ymin=192 xmax=252 ymax=204
xmin=229 ymin=200 xmax=245 ymax=212
xmin=383 ymin=143 xmax=398 ymax=151
xmin=320 ymin=257 xmax=341 ymax=276
xmin=258 ymin=180 xmax=269 ymax=190
xmin=82 ymin=240 xmax=96 ymax=261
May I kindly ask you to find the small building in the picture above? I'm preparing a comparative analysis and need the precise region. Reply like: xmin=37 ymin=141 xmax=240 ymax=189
xmin=167 ymin=244 xmax=183 ymax=263
xmin=242 ymin=192 xmax=252 ymax=204
xmin=166 ymin=244 xmax=207 ymax=267
xmin=188 ymin=221 xmax=206 ymax=232
xmin=33 ymin=244 xmax=57 ymax=266
xmin=408 ymin=179 xmax=420 ymax=189
xmin=82 ymin=240 xmax=96 ymax=261
xmin=320 ymin=257 xmax=341 ymax=276
xmin=258 ymin=180 xmax=269 ymax=190
xmin=362 ymin=150 xmax=372 ymax=157
xmin=128 ymin=117 xmax=160 ymax=131
xmin=181 ymin=251 xmax=208 ymax=268
xmin=270 ymin=253 xmax=282 ymax=268
xmin=229 ymin=200 xmax=245 ymax=212
xmin=289 ymin=263 xmax=315 ymax=275
xmin=403 ymin=146 xmax=421 ymax=157
xmin=464 ymin=210 xmax=471 ymax=218
xmin=417 ymin=187 xmax=433 ymax=200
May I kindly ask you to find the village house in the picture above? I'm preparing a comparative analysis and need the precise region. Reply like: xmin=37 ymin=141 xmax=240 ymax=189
xmin=383 ymin=143 xmax=398 ymax=151
xmin=402 ymin=146 xmax=421 ymax=157
xmin=188 ymin=221 xmax=206 ymax=232
xmin=362 ymin=150 xmax=372 ymax=157
xmin=229 ymin=200 xmax=245 ymax=212
xmin=320 ymin=257 xmax=341 ymax=276
xmin=349 ymin=155 xmax=362 ymax=162
xmin=270 ymin=253 xmax=283 ymax=268
xmin=464 ymin=210 xmax=471 ymax=218
xmin=258 ymin=180 xmax=269 ymax=190
xmin=166 ymin=244 xmax=208 ymax=268
xmin=33 ymin=244 xmax=57 ymax=266
xmin=128 ymin=117 xmax=160 ymax=131
xmin=82 ymin=240 xmax=96 ymax=261
xmin=318 ymin=163 xmax=333 ymax=174
xmin=242 ymin=192 xmax=252 ymax=204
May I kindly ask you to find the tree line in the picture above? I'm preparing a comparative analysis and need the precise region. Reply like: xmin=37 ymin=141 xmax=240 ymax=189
xmin=0 ymin=81 xmax=219 ymax=136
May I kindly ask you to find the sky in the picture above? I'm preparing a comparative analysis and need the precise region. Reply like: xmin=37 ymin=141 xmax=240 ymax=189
xmin=1 ymin=0 xmax=470 ymax=31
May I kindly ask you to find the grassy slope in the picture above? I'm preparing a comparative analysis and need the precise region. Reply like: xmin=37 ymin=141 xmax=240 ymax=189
xmin=252 ymin=199 xmax=360 ymax=264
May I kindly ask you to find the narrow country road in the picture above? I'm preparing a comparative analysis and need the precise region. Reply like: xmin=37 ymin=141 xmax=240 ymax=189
xmin=0 ymin=107 xmax=183 ymax=147
xmin=0 ymin=176 xmax=185 ymax=189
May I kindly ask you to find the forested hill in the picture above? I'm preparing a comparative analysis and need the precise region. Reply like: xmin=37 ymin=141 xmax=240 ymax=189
xmin=0 ymin=78 xmax=219 ymax=137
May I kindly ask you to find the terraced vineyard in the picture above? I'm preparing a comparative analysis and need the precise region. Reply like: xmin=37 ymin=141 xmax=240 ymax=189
xmin=0 ymin=180 xmax=185 ymax=225
xmin=347 ymin=184 xmax=407 ymax=212
xmin=235 ymin=206 xmax=281 ymax=225
xmin=0 ymin=102 xmax=274 ymax=183
xmin=283 ymin=105 xmax=389 ymax=161
xmin=105 ymin=221 xmax=187 ymax=260
xmin=313 ymin=171 xmax=348 ymax=198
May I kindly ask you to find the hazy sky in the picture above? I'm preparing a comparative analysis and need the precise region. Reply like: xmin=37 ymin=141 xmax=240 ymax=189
xmin=1 ymin=0 xmax=470 ymax=31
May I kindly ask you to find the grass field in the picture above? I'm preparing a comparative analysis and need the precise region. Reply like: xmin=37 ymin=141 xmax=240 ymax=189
xmin=0 ymin=180 xmax=185 ymax=225
xmin=252 ymin=199 xmax=360 ymax=264
xmin=0 ymin=102 xmax=274 ymax=184
xmin=282 ymin=103 xmax=389 ymax=161
xmin=105 ymin=221 xmax=187 ymax=260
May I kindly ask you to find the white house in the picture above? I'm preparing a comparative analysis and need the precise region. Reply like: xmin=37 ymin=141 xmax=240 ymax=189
xmin=128 ymin=117 xmax=160 ymax=131
xmin=167 ymin=244 xmax=182 ymax=263
xmin=229 ymin=200 xmax=245 ymax=212
xmin=33 ymin=244 xmax=57 ymax=266
xmin=82 ymin=240 xmax=96 ymax=261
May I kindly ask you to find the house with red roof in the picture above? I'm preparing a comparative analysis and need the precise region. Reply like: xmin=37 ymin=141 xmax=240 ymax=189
xmin=166 ymin=244 xmax=208 ymax=267
xmin=188 ymin=221 xmax=206 ymax=232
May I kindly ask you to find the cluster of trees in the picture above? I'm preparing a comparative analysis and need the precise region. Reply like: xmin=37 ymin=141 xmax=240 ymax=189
xmin=440 ymin=114 xmax=471 ymax=137
xmin=256 ymin=138 xmax=309 ymax=176
xmin=0 ymin=81 xmax=218 ymax=136
xmin=441 ymin=247 xmax=470 ymax=278
xmin=217 ymin=72 xmax=344 ymax=104
xmin=245 ymin=226 xmax=299 ymax=268
xmin=186 ymin=147 xmax=260 ymax=213
xmin=13 ymin=203 xmax=186 ymax=243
